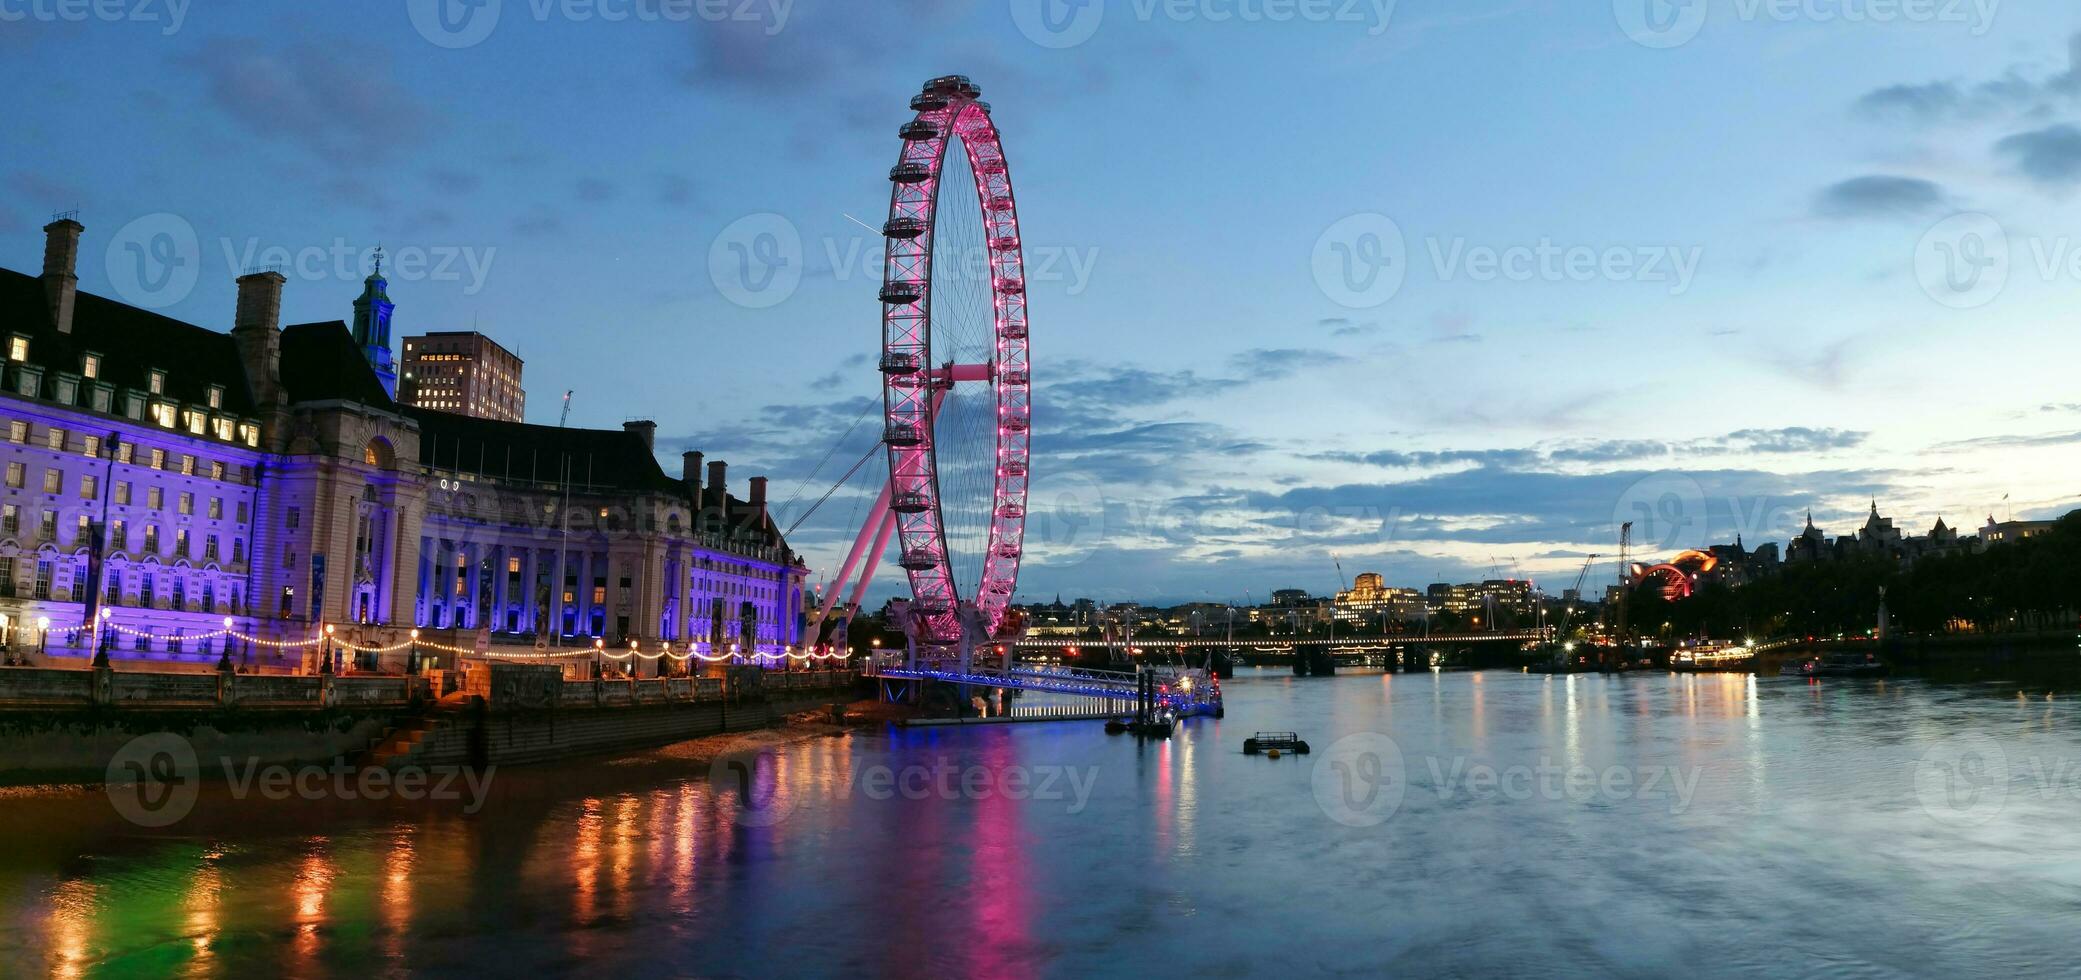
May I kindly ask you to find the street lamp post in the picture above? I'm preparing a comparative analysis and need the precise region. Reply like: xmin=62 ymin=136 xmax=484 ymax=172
xmin=216 ymin=616 xmax=234 ymax=671
xmin=321 ymin=623 xmax=336 ymax=675
xmin=35 ymin=615 xmax=50 ymax=662
xmin=87 ymin=431 xmax=119 ymax=669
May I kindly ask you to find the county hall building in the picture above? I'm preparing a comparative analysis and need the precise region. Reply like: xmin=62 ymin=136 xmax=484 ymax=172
xmin=0 ymin=218 xmax=806 ymax=670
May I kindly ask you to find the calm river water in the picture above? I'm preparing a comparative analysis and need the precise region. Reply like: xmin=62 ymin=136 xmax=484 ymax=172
xmin=4 ymin=668 xmax=2080 ymax=978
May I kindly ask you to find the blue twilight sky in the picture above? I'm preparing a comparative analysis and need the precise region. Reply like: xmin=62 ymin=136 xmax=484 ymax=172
xmin=2 ymin=0 xmax=2078 ymax=604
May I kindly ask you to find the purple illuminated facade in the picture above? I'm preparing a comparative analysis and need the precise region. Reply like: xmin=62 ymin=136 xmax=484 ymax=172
xmin=0 ymin=219 xmax=806 ymax=669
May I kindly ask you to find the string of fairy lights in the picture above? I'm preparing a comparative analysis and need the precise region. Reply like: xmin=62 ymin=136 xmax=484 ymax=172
xmin=77 ymin=609 xmax=851 ymax=664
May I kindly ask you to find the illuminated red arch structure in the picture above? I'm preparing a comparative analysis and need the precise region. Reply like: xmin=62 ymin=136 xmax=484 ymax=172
xmin=1632 ymin=550 xmax=1718 ymax=601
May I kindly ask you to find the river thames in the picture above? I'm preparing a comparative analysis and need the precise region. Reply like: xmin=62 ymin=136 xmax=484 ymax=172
xmin=3 ymin=668 xmax=2078 ymax=977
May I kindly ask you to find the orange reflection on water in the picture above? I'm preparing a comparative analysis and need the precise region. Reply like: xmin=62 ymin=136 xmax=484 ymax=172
xmin=45 ymin=877 xmax=96 ymax=980
xmin=381 ymin=827 xmax=415 ymax=964
xmin=671 ymin=782 xmax=698 ymax=913
xmin=182 ymin=854 xmax=223 ymax=977
xmin=291 ymin=838 xmax=335 ymax=964
xmin=611 ymin=794 xmax=639 ymax=920
xmin=573 ymin=797 xmax=604 ymax=927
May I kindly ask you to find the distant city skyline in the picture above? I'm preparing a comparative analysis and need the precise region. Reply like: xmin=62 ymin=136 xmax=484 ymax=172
xmin=5 ymin=4 xmax=2080 ymax=604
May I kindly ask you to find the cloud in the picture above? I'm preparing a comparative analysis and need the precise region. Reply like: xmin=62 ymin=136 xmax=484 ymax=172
xmin=1715 ymin=427 xmax=1866 ymax=455
xmin=1996 ymin=124 xmax=2081 ymax=188
xmin=1812 ymin=175 xmax=1946 ymax=219
xmin=1851 ymin=33 xmax=2081 ymax=124
xmin=178 ymin=38 xmax=432 ymax=162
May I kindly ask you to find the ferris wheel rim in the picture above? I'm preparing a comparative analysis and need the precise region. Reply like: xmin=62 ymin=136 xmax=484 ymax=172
xmin=879 ymin=76 xmax=1032 ymax=645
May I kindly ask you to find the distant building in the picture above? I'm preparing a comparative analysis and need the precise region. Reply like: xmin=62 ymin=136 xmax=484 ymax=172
xmin=1981 ymin=516 xmax=2056 ymax=547
xmin=1332 ymin=571 xmax=1425 ymax=624
xmin=400 ymin=331 xmax=525 ymax=422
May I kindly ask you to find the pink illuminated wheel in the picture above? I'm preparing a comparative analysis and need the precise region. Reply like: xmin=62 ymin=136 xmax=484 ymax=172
xmin=879 ymin=75 xmax=1031 ymax=648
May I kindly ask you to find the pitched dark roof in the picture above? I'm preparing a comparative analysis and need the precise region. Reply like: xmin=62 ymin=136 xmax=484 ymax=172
xmin=280 ymin=320 xmax=396 ymax=409
xmin=403 ymin=405 xmax=684 ymax=495
xmin=0 ymin=268 xmax=257 ymax=415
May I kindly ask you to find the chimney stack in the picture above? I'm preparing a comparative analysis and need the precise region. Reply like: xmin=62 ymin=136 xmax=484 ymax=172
xmin=683 ymin=451 xmax=703 ymax=491
xmin=707 ymin=460 xmax=728 ymax=522
xmin=750 ymin=476 xmax=768 ymax=528
xmin=41 ymin=217 xmax=82 ymax=334
xmin=622 ymin=419 xmax=656 ymax=451
xmin=231 ymin=271 xmax=289 ymax=439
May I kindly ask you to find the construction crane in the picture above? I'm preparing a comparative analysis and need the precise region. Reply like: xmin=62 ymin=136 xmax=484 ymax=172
xmin=1615 ymin=521 xmax=1634 ymax=644
xmin=558 ymin=390 xmax=574 ymax=428
xmin=1554 ymin=554 xmax=1601 ymax=640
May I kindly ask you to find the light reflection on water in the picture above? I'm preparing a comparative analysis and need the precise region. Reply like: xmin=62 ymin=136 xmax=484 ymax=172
xmin=2 ymin=669 xmax=2079 ymax=977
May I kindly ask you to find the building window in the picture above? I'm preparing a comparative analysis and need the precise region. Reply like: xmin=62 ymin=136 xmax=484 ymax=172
xmin=5 ymin=421 xmax=21 ymax=444
xmin=140 ymin=572 xmax=154 ymax=607
xmin=174 ymin=528 xmax=189 ymax=558
xmin=8 ymin=336 xmax=27 ymax=362
xmin=178 ymin=492 xmax=193 ymax=515
xmin=44 ymin=428 xmax=63 ymax=451
xmin=81 ymin=354 xmax=99 ymax=379
xmin=236 ymin=501 xmax=248 ymax=522
xmin=151 ymin=402 xmax=175 ymax=428
xmin=204 ymin=535 xmax=218 ymax=561
xmin=91 ymin=387 xmax=111 ymax=413
xmin=110 ymin=518 xmax=125 ymax=549
xmin=40 ymin=469 xmax=60 ymax=494
xmin=54 ymin=378 xmax=75 ymax=404
xmin=232 ymin=538 xmax=244 ymax=563
xmin=180 ymin=455 xmax=195 ymax=476
xmin=114 ymin=482 xmax=130 ymax=506
xmin=38 ymin=511 xmax=55 ymax=541
xmin=208 ymin=497 xmax=222 ymax=519
xmin=116 ymin=443 xmax=133 ymax=465
xmin=81 ymin=434 xmax=99 ymax=458
xmin=2 ymin=504 xmax=18 ymax=536
xmin=149 ymin=448 xmax=165 ymax=470
xmin=32 ymin=560 xmax=50 ymax=600
xmin=75 ymin=513 xmax=89 ymax=541
xmin=79 ymin=475 xmax=96 ymax=500
xmin=148 ymin=370 xmax=165 ymax=394
xmin=144 ymin=525 xmax=159 ymax=554
xmin=206 ymin=386 xmax=223 ymax=409
xmin=148 ymin=487 xmax=163 ymax=509
xmin=209 ymin=461 xmax=225 ymax=481
xmin=286 ymin=507 xmax=300 ymax=530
